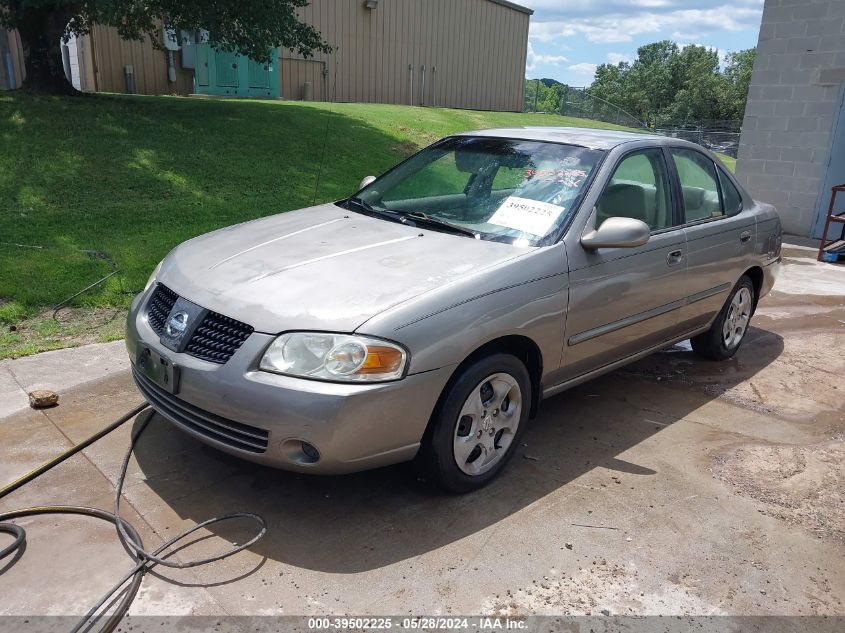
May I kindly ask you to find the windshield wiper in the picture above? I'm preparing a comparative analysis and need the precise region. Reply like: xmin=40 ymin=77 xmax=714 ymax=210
xmin=402 ymin=211 xmax=480 ymax=239
xmin=342 ymin=197 xmax=406 ymax=224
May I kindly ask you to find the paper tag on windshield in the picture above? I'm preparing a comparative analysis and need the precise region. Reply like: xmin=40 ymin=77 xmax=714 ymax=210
xmin=489 ymin=197 xmax=564 ymax=237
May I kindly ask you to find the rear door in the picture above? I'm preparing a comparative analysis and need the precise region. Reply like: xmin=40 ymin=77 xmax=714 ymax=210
xmin=562 ymin=148 xmax=688 ymax=380
xmin=669 ymin=147 xmax=755 ymax=333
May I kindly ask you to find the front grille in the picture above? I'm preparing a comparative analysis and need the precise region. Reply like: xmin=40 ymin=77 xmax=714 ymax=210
xmin=133 ymin=367 xmax=269 ymax=454
xmin=147 ymin=284 xmax=178 ymax=335
xmin=184 ymin=310 xmax=254 ymax=364
xmin=145 ymin=284 xmax=254 ymax=365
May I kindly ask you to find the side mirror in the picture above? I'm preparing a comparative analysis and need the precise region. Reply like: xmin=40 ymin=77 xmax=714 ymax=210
xmin=581 ymin=215 xmax=651 ymax=250
xmin=358 ymin=175 xmax=377 ymax=191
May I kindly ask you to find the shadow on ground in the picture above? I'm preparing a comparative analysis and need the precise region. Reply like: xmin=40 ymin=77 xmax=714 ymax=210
xmin=131 ymin=326 xmax=784 ymax=573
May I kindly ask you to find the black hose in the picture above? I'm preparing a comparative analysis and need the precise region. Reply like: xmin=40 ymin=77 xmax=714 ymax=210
xmin=0 ymin=404 xmax=149 ymax=499
xmin=0 ymin=404 xmax=267 ymax=633
xmin=0 ymin=506 xmax=147 ymax=633
xmin=0 ymin=522 xmax=24 ymax=561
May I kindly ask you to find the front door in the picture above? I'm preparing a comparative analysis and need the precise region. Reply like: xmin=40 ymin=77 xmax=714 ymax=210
xmin=562 ymin=148 xmax=688 ymax=380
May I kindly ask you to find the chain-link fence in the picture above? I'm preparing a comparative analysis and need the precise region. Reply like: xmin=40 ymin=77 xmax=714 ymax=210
xmin=652 ymin=121 xmax=741 ymax=157
xmin=523 ymin=80 xmax=742 ymax=156
xmin=523 ymin=80 xmax=647 ymax=129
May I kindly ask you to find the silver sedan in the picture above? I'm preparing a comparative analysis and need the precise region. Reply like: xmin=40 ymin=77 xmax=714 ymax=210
xmin=126 ymin=127 xmax=781 ymax=492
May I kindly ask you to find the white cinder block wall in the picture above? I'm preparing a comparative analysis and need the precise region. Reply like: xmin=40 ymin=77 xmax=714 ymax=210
xmin=736 ymin=0 xmax=845 ymax=236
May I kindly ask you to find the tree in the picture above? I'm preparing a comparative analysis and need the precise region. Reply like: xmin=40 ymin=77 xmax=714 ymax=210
xmin=587 ymin=40 xmax=756 ymax=126
xmin=722 ymin=48 xmax=757 ymax=120
xmin=668 ymin=45 xmax=724 ymax=122
xmin=0 ymin=1 xmax=330 ymax=94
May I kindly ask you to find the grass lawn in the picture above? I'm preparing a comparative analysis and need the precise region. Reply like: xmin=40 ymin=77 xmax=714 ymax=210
xmin=0 ymin=93 xmax=734 ymax=358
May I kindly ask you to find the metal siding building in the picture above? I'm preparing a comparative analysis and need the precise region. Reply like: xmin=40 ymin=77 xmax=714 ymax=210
xmin=4 ymin=0 xmax=532 ymax=112
xmin=736 ymin=0 xmax=845 ymax=237
xmin=279 ymin=0 xmax=531 ymax=111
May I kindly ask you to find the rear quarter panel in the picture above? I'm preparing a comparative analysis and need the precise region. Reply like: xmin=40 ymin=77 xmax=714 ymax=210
xmin=753 ymin=201 xmax=783 ymax=299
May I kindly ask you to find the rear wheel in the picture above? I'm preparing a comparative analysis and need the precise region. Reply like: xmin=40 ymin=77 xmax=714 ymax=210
xmin=419 ymin=354 xmax=531 ymax=493
xmin=691 ymin=275 xmax=755 ymax=360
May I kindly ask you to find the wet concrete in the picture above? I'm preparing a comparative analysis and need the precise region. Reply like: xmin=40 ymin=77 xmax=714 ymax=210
xmin=0 ymin=248 xmax=843 ymax=617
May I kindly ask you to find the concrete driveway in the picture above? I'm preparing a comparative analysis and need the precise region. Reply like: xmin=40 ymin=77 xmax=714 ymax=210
xmin=1 ymin=243 xmax=843 ymax=620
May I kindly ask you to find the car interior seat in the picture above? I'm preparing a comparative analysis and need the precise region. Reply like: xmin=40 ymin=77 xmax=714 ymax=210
xmin=682 ymin=186 xmax=721 ymax=221
xmin=597 ymin=182 xmax=650 ymax=228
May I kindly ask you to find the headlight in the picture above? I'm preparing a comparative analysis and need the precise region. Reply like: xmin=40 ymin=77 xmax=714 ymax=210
xmin=259 ymin=332 xmax=407 ymax=382
xmin=144 ymin=260 xmax=164 ymax=292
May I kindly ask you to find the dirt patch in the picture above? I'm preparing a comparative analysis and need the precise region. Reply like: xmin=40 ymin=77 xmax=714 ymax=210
xmin=713 ymin=440 xmax=845 ymax=545
xmin=0 ymin=307 xmax=125 ymax=359
xmin=482 ymin=559 xmax=720 ymax=616
xmin=392 ymin=141 xmax=419 ymax=155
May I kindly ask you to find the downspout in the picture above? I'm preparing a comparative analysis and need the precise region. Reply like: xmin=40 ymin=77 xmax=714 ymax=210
xmin=420 ymin=64 xmax=426 ymax=106
xmin=3 ymin=53 xmax=14 ymax=90
xmin=167 ymin=50 xmax=177 ymax=84
xmin=0 ymin=30 xmax=15 ymax=89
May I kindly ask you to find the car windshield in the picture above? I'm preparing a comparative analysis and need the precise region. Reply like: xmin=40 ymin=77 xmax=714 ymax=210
xmin=348 ymin=136 xmax=603 ymax=245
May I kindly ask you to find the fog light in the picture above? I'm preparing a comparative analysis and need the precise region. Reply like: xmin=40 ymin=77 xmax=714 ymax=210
xmin=301 ymin=441 xmax=320 ymax=463
xmin=280 ymin=438 xmax=321 ymax=465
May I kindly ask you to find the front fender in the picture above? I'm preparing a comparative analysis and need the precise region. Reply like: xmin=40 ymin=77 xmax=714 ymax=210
xmin=357 ymin=244 xmax=570 ymax=379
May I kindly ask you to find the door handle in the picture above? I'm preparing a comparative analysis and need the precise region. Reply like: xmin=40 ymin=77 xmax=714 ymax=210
xmin=667 ymin=249 xmax=683 ymax=266
xmin=740 ymin=230 xmax=752 ymax=243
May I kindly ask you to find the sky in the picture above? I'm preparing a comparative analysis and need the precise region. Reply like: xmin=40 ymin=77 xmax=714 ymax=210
xmin=519 ymin=0 xmax=766 ymax=86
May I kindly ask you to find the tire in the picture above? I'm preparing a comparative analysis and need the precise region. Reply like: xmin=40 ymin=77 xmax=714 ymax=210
xmin=418 ymin=353 xmax=531 ymax=493
xmin=691 ymin=275 xmax=755 ymax=360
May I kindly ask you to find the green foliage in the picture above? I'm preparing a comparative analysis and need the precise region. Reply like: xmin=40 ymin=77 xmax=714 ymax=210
xmin=574 ymin=40 xmax=757 ymax=126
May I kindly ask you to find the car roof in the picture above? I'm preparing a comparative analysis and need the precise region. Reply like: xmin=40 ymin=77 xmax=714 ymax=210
xmin=455 ymin=126 xmax=665 ymax=150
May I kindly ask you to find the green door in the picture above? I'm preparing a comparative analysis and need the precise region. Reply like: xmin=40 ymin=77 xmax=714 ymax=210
xmin=195 ymin=45 xmax=209 ymax=87
xmin=193 ymin=45 xmax=279 ymax=97
xmin=215 ymin=51 xmax=239 ymax=88
xmin=248 ymin=59 xmax=271 ymax=90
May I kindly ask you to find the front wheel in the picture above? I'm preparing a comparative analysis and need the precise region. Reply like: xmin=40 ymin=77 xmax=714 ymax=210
xmin=419 ymin=354 xmax=531 ymax=493
xmin=691 ymin=275 xmax=755 ymax=360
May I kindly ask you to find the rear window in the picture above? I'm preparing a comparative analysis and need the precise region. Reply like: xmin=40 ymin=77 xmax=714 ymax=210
xmin=718 ymin=170 xmax=743 ymax=216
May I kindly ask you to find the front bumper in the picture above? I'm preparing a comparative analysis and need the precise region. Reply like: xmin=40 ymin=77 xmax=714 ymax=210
xmin=126 ymin=288 xmax=453 ymax=474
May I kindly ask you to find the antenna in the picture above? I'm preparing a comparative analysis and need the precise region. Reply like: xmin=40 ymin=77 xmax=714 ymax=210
xmin=312 ymin=48 xmax=340 ymax=206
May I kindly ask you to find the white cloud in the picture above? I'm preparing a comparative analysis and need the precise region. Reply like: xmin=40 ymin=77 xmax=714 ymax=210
xmin=528 ymin=5 xmax=762 ymax=44
xmin=568 ymin=63 xmax=598 ymax=76
xmin=607 ymin=52 xmax=632 ymax=65
xmin=525 ymin=41 xmax=568 ymax=72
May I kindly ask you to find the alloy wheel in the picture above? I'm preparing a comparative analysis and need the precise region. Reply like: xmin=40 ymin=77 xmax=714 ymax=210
xmin=722 ymin=287 xmax=752 ymax=349
xmin=453 ymin=373 xmax=522 ymax=476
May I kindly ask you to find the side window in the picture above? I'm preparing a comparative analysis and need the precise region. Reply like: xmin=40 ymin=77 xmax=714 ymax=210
xmin=597 ymin=149 xmax=673 ymax=231
xmin=718 ymin=169 xmax=743 ymax=216
xmin=670 ymin=149 xmax=723 ymax=222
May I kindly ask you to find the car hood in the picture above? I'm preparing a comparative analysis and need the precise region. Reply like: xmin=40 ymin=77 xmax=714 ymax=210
xmin=158 ymin=204 xmax=533 ymax=334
